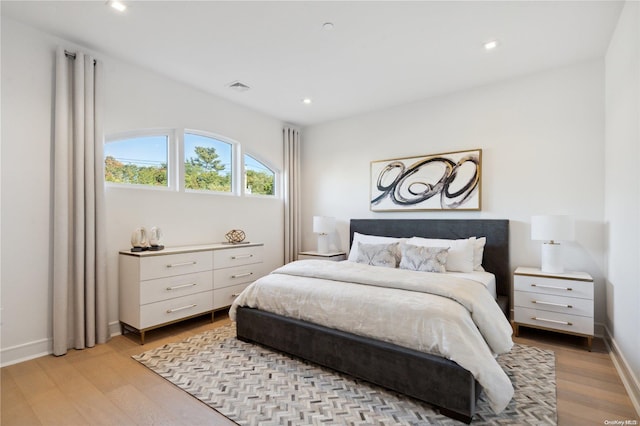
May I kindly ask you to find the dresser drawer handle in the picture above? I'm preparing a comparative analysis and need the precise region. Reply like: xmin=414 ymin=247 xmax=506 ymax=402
xmin=166 ymin=283 xmax=197 ymax=291
xmin=231 ymin=272 xmax=253 ymax=279
xmin=532 ymin=300 xmax=573 ymax=308
xmin=532 ymin=317 xmax=573 ymax=326
xmin=531 ymin=283 xmax=572 ymax=291
xmin=166 ymin=261 xmax=197 ymax=268
xmin=231 ymin=254 xmax=253 ymax=260
xmin=166 ymin=304 xmax=197 ymax=314
xmin=230 ymin=293 xmax=241 ymax=298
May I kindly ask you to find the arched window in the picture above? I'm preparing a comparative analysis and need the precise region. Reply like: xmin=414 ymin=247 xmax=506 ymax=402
xmin=184 ymin=131 xmax=234 ymax=193
xmin=104 ymin=131 xmax=171 ymax=189
xmin=244 ymin=153 xmax=276 ymax=196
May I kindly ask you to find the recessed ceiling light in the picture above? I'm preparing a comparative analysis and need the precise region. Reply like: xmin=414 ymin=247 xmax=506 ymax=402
xmin=484 ymin=40 xmax=499 ymax=51
xmin=322 ymin=22 xmax=334 ymax=31
xmin=302 ymin=98 xmax=312 ymax=105
xmin=107 ymin=0 xmax=127 ymax=12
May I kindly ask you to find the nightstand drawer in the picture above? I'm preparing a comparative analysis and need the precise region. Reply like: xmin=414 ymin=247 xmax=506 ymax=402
xmin=140 ymin=251 xmax=213 ymax=281
xmin=514 ymin=274 xmax=593 ymax=299
xmin=140 ymin=271 xmax=213 ymax=304
xmin=213 ymin=282 xmax=249 ymax=310
xmin=139 ymin=291 xmax=214 ymax=329
xmin=515 ymin=307 xmax=593 ymax=336
xmin=514 ymin=291 xmax=593 ymax=317
xmin=213 ymin=264 xmax=261 ymax=289
xmin=214 ymin=245 xmax=263 ymax=269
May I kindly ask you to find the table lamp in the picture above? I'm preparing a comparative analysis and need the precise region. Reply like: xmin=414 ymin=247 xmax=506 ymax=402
xmin=531 ymin=215 xmax=574 ymax=273
xmin=313 ymin=216 xmax=335 ymax=254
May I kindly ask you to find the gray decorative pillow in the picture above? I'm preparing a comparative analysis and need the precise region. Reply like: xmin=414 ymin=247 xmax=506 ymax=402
xmin=356 ymin=242 xmax=399 ymax=268
xmin=400 ymin=244 xmax=449 ymax=273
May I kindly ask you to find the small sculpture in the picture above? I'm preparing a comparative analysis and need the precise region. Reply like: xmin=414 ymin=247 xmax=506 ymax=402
xmin=148 ymin=226 xmax=164 ymax=251
xmin=225 ymin=229 xmax=246 ymax=244
xmin=131 ymin=227 xmax=149 ymax=252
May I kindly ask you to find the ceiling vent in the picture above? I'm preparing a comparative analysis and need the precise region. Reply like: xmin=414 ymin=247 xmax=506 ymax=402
xmin=227 ymin=81 xmax=251 ymax=92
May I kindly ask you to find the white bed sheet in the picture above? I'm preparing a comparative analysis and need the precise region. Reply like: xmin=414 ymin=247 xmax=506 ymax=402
xmin=445 ymin=270 xmax=497 ymax=299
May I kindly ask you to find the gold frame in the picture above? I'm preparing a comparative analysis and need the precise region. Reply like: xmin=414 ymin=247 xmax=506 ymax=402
xmin=370 ymin=148 xmax=482 ymax=211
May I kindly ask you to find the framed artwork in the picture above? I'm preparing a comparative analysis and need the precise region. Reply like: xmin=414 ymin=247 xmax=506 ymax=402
xmin=370 ymin=149 xmax=481 ymax=211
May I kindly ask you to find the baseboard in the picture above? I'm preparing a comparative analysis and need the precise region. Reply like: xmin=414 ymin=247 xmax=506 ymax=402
xmin=1 ymin=321 xmax=123 ymax=367
xmin=0 ymin=337 xmax=52 ymax=367
xmin=604 ymin=325 xmax=640 ymax=416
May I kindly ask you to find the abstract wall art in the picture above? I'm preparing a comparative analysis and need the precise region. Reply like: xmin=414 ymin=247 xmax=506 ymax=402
xmin=370 ymin=149 xmax=481 ymax=211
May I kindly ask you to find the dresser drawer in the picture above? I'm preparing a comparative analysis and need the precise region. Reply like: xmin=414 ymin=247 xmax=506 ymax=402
xmin=514 ymin=274 xmax=593 ymax=299
xmin=515 ymin=307 xmax=593 ymax=336
xmin=514 ymin=291 xmax=593 ymax=317
xmin=140 ymin=251 xmax=213 ymax=281
xmin=213 ymin=264 xmax=260 ymax=289
xmin=139 ymin=291 xmax=213 ymax=329
xmin=214 ymin=245 xmax=263 ymax=269
xmin=140 ymin=271 xmax=213 ymax=304
xmin=213 ymin=282 xmax=250 ymax=310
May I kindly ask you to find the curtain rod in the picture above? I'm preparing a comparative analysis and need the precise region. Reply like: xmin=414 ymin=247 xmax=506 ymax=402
xmin=64 ymin=50 xmax=96 ymax=65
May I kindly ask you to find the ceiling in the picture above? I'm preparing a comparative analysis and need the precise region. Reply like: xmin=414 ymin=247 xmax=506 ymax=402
xmin=1 ymin=1 xmax=624 ymax=127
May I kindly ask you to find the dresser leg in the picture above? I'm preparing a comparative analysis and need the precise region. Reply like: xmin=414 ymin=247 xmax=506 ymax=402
xmin=513 ymin=323 xmax=520 ymax=337
xmin=140 ymin=331 xmax=145 ymax=345
xmin=587 ymin=336 xmax=592 ymax=352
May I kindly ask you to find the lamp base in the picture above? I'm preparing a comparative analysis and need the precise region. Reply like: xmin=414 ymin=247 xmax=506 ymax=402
xmin=541 ymin=242 xmax=564 ymax=274
xmin=317 ymin=234 xmax=329 ymax=254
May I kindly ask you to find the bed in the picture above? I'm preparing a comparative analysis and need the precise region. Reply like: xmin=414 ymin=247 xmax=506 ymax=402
xmin=232 ymin=219 xmax=511 ymax=423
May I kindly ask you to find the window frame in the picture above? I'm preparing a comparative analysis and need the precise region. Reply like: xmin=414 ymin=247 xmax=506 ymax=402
xmin=181 ymin=129 xmax=240 ymax=196
xmin=104 ymin=129 xmax=176 ymax=191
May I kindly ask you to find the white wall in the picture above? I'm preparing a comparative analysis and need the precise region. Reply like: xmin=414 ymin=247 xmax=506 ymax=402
xmin=605 ymin=0 xmax=640 ymax=408
xmin=301 ymin=60 xmax=607 ymax=325
xmin=0 ymin=17 xmax=285 ymax=365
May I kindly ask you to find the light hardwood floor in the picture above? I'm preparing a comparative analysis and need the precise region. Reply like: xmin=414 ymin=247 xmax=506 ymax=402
xmin=2 ymin=312 xmax=638 ymax=426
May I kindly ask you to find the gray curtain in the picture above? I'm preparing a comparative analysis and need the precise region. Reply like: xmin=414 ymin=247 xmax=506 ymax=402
xmin=283 ymin=127 xmax=301 ymax=263
xmin=53 ymin=46 xmax=108 ymax=356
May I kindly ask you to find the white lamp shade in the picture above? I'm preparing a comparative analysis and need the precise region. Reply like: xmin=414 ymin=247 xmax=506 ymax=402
xmin=313 ymin=216 xmax=335 ymax=234
xmin=531 ymin=215 xmax=574 ymax=242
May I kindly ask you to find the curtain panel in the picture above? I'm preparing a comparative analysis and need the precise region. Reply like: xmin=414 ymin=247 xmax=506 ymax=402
xmin=53 ymin=47 xmax=108 ymax=356
xmin=283 ymin=127 xmax=301 ymax=263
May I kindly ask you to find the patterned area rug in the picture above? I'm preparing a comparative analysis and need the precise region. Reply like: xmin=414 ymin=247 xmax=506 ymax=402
xmin=133 ymin=324 xmax=556 ymax=425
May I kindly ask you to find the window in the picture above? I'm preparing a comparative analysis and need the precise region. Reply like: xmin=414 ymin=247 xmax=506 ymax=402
xmin=184 ymin=132 xmax=233 ymax=193
xmin=104 ymin=134 xmax=169 ymax=187
xmin=244 ymin=154 xmax=276 ymax=196
xmin=104 ymin=128 xmax=279 ymax=198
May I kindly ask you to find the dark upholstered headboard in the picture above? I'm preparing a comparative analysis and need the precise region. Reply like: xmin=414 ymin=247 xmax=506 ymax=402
xmin=350 ymin=219 xmax=510 ymax=316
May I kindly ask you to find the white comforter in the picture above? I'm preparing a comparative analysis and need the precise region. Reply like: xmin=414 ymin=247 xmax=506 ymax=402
xmin=230 ymin=260 xmax=514 ymax=413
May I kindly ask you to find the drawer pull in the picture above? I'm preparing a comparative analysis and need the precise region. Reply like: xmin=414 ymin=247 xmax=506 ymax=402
xmin=231 ymin=254 xmax=253 ymax=260
xmin=166 ymin=261 xmax=197 ymax=268
xmin=230 ymin=293 xmax=241 ymax=298
xmin=231 ymin=272 xmax=253 ymax=279
xmin=166 ymin=304 xmax=197 ymax=314
xmin=166 ymin=283 xmax=197 ymax=291
xmin=531 ymin=283 xmax=572 ymax=291
xmin=532 ymin=317 xmax=573 ymax=326
xmin=532 ymin=300 xmax=573 ymax=308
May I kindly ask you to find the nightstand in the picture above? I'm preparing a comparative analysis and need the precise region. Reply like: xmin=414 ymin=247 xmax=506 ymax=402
xmin=298 ymin=251 xmax=346 ymax=261
xmin=513 ymin=266 xmax=594 ymax=350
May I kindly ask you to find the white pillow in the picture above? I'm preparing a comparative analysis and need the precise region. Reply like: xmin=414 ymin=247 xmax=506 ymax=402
xmin=348 ymin=232 xmax=405 ymax=263
xmin=407 ymin=236 xmax=475 ymax=273
xmin=474 ymin=237 xmax=486 ymax=271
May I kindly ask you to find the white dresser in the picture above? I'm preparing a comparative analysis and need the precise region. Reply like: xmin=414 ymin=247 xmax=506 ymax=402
xmin=513 ymin=266 xmax=594 ymax=350
xmin=119 ymin=243 xmax=263 ymax=343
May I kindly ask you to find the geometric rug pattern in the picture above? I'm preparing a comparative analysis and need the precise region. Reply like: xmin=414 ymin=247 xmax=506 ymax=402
xmin=133 ymin=324 xmax=556 ymax=425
